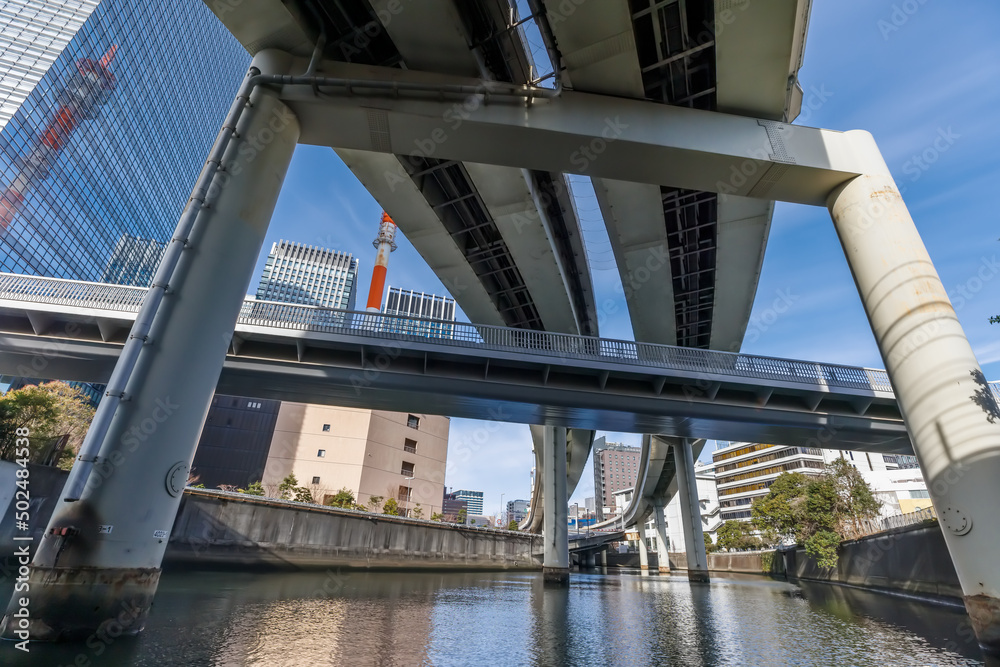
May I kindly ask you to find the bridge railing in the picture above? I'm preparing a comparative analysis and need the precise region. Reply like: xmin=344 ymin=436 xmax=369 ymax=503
xmin=0 ymin=271 xmax=947 ymax=395
xmin=0 ymin=272 xmax=147 ymax=312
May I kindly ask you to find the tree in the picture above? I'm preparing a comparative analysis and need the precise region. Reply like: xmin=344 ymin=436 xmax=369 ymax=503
xmin=411 ymin=503 xmax=424 ymax=519
xmin=991 ymin=316 xmax=999 ymax=324
xmin=277 ymin=473 xmax=299 ymax=500
xmin=0 ymin=381 xmax=95 ymax=468
xmin=292 ymin=486 xmax=315 ymax=503
xmin=826 ymin=457 xmax=883 ymax=540
xmin=431 ymin=512 xmax=444 ymax=522
xmin=507 ymin=520 xmax=519 ymax=531
xmin=751 ymin=472 xmax=809 ymax=545
xmin=324 ymin=487 xmax=355 ymax=509
xmin=382 ymin=497 xmax=400 ymax=515
xmin=367 ymin=495 xmax=384 ymax=513
xmin=456 ymin=507 xmax=467 ymax=525
xmin=239 ymin=481 xmax=264 ymax=496
xmin=716 ymin=520 xmax=760 ymax=551
xmin=750 ymin=461 xmax=882 ymax=569
xmin=703 ymin=532 xmax=717 ymax=553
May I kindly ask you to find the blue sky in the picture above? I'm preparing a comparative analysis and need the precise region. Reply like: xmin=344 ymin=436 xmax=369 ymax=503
xmin=248 ymin=0 xmax=1000 ymax=516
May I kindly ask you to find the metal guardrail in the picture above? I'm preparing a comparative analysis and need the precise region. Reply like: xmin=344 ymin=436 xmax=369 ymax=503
xmin=0 ymin=271 xmax=947 ymax=395
xmin=852 ymin=506 xmax=937 ymax=540
xmin=880 ymin=506 xmax=937 ymax=531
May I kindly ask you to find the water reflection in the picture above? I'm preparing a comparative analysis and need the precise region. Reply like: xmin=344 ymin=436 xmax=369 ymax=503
xmin=0 ymin=570 xmax=994 ymax=666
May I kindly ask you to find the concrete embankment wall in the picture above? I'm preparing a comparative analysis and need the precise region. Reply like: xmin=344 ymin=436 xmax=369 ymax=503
xmin=782 ymin=521 xmax=962 ymax=602
xmin=0 ymin=462 xmax=541 ymax=572
xmin=668 ymin=520 xmax=961 ymax=603
xmin=0 ymin=463 xmax=69 ymax=555
xmin=165 ymin=489 xmax=542 ymax=571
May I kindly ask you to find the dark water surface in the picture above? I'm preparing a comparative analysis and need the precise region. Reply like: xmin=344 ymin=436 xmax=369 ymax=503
xmin=0 ymin=569 xmax=994 ymax=666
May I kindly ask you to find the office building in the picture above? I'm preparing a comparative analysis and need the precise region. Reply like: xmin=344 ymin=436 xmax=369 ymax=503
xmin=592 ymin=437 xmax=642 ymax=520
xmin=0 ymin=0 xmax=248 ymax=279
xmin=713 ymin=441 xmax=827 ymax=522
xmin=256 ymin=240 xmax=358 ymax=309
xmin=382 ymin=286 xmax=456 ymax=338
xmin=451 ymin=489 xmax=484 ymax=516
xmin=506 ymin=498 xmax=529 ymax=524
xmin=189 ymin=395 xmax=282 ymax=489
xmin=191 ymin=402 xmax=450 ymax=517
xmin=712 ymin=441 xmax=929 ymax=524
xmin=442 ymin=491 xmax=468 ymax=518
xmin=0 ymin=0 xmax=99 ymax=131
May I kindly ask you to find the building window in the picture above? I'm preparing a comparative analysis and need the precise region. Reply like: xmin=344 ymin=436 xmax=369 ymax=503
xmin=407 ymin=414 xmax=419 ymax=429
xmin=398 ymin=486 xmax=411 ymax=501
xmin=401 ymin=461 xmax=414 ymax=476
xmin=317 ymin=449 xmax=326 ymax=458
xmin=312 ymin=476 xmax=320 ymax=485
xmin=322 ymin=424 xmax=331 ymax=432
xmin=404 ymin=438 xmax=417 ymax=454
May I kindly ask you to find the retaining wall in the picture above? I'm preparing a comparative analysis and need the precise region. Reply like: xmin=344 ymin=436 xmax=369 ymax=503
xmin=782 ymin=521 xmax=961 ymax=602
xmin=165 ymin=489 xmax=542 ymax=571
xmin=0 ymin=462 xmax=542 ymax=572
xmin=668 ymin=520 xmax=961 ymax=603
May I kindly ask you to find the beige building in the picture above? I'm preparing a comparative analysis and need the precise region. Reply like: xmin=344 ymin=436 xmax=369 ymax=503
xmin=261 ymin=403 xmax=449 ymax=517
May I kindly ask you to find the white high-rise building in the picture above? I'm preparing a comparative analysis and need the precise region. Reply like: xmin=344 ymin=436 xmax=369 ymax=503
xmin=256 ymin=240 xmax=358 ymax=310
xmin=0 ymin=0 xmax=99 ymax=131
xmin=711 ymin=441 xmax=928 ymax=525
xmin=382 ymin=285 xmax=456 ymax=338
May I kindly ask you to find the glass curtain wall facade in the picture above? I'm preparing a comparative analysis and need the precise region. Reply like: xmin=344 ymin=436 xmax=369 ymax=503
xmin=0 ymin=0 xmax=99 ymax=131
xmin=255 ymin=240 xmax=359 ymax=309
xmin=0 ymin=0 xmax=249 ymax=284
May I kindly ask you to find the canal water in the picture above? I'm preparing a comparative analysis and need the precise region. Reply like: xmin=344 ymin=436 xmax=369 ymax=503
xmin=1 ymin=569 xmax=994 ymax=666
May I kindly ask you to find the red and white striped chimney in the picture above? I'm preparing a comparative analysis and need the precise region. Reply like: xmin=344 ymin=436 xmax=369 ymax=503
xmin=366 ymin=211 xmax=397 ymax=312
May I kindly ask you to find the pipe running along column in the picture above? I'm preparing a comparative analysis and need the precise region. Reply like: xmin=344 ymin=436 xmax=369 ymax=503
xmin=542 ymin=425 xmax=569 ymax=584
xmin=0 ymin=50 xmax=300 ymax=641
xmin=828 ymin=130 xmax=1000 ymax=655
xmin=673 ymin=439 xmax=709 ymax=582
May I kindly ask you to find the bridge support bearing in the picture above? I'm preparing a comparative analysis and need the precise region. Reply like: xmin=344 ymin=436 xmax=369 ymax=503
xmin=673 ymin=440 xmax=710 ymax=583
xmin=829 ymin=134 xmax=1000 ymax=655
xmin=654 ymin=502 xmax=671 ymax=574
xmin=542 ymin=425 xmax=570 ymax=585
xmin=0 ymin=52 xmax=300 ymax=641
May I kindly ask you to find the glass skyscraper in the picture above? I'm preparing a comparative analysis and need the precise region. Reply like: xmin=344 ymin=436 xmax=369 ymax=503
xmin=0 ymin=0 xmax=249 ymax=284
xmin=0 ymin=1 xmax=99 ymax=131
xmin=256 ymin=240 xmax=359 ymax=310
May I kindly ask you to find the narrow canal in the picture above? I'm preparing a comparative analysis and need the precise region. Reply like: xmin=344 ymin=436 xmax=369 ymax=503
xmin=1 ymin=569 xmax=994 ymax=666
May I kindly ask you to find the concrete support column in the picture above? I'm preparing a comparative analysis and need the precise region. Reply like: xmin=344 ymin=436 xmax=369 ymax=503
xmin=635 ymin=524 xmax=649 ymax=570
xmin=654 ymin=502 xmax=670 ymax=574
xmin=829 ymin=131 xmax=1000 ymax=654
xmin=600 ymin=547 xmax=608 ymax=568
xmin=635 ymin=523 xmax=649 ymax=570
xmin=585 ymin=551 xmax=596 ymax=568
xmin=673 ymin=440 xmax=709 ymax=582
xmin=1 ymin=51 xmax=299 ymax=641
xmin=542 ymin=425 xmax=569 ymax=584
